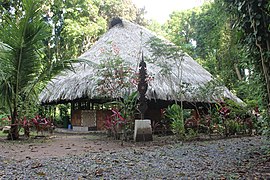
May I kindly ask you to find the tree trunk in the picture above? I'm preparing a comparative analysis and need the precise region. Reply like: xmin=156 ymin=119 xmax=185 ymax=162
xmin=249 ymin=7 xmax=270 ymax=114
xmin=7 ymin=107 xmax=20 ymax=140
xmin=7 ymin=124 xmax=19 ymax=140
xmin=234 ymin=63 xmax=242 ymax=80
xmin=256 ymin=42 xmax=270 ymax=115
xmin=262 ymin=13 xmax=270 ymax=115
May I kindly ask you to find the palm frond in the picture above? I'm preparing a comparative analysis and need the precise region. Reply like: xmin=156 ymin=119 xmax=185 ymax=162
xmin=0 ymin=0 xmax=51 ymax=115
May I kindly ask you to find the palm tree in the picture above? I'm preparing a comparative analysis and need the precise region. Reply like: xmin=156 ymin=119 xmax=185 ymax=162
xmin=0 ymin=0 xmax=74 ymax=140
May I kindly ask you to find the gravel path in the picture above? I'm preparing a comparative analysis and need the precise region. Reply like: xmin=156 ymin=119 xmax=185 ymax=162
xmin=0 ymin=136 xmax=269 ymax=179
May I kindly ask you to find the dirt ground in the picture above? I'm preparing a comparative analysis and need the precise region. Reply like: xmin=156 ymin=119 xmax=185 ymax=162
xmin=0 ymin=133 xmax=124 ymax=160
xmin=0 ymin=131 xmax=177 ymax=160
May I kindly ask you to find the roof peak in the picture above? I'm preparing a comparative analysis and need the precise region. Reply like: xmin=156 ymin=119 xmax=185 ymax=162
xmin=109 ymin=17 xmax=124 ymax=29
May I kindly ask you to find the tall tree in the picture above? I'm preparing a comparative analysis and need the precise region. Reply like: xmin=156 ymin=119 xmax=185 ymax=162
xmin=42 ymin=0 xmax=147 ymax=61
xmin=146 ymin=19 xmax=166 ymax=37
xmin=163 ymin=2 xmax=231 ymax=86
xmin=162 ymin=0 xmax=267 ymax=107
xmin=224 ymin=0 xmax=270 ymax=110
xmin=164 ymin=8 xmax=199 ymax=57
xmin=42 ymin=0 xmax=107 ymax=60
xmin=96 ymin=0 xmax=135 ymax=20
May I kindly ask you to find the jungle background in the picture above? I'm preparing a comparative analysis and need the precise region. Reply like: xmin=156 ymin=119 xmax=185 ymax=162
xmin=0 ymin=0 xmax=269 ymax=138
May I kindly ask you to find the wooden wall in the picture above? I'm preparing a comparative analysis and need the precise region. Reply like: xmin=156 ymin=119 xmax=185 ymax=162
xmin=96 ymin=110 xmax=112 ymax=130
xmin=71 ymin=109 xmax=81 ymax=126
xmin=71 ymin=108 xmax=113 ymax=131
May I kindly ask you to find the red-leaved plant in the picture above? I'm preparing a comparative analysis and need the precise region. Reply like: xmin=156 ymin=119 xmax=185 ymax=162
xmin=104 ymin=109 xmax=126 ymax=139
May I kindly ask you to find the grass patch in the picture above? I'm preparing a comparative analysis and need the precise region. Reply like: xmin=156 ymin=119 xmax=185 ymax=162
xmin=0 ymin=130 xmax=7 ymax=137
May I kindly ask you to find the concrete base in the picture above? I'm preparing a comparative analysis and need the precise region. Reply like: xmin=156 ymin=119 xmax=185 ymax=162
xmin=134 ymin=119 xmax=153 ymax=142
xmin=72 ymin=126 xmax=88 ymax=132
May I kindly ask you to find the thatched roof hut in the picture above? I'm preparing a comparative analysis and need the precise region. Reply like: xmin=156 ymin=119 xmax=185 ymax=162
xmin=39 ymin=18 xmax=241 ymax=106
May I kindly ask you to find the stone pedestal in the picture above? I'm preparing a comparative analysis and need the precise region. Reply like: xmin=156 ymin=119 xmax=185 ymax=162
xmin=134 ymin=119 xmax=153 ymax=142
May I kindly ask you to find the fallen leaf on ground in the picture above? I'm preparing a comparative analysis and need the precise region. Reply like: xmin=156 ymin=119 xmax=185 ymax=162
xmin=95 ymin=168 xmax=103 ymax=177
xmin=31 ymin=163 xmax=43 ymax=169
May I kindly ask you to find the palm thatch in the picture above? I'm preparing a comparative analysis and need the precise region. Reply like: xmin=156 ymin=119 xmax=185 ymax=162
xmin=39 ymin=19 xmax=242 ymax=104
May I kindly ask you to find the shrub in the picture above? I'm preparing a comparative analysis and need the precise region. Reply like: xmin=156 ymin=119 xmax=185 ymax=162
xmin=185 ymin=128 xmax=198 ymax=139
xmin=0 ymin=114 xmax=10 ymax=127
xmin=165 ymin=104 xmax=185 ymax=138
xmin=225 ymin=119 xmax=244 ymax=135
xmin=256 ymin=112 xmax=270 ymax=136
xmin=105 ymin=109 xmax=126 ymax=139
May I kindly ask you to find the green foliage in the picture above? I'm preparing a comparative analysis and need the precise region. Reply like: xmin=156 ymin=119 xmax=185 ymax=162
xmin=164 ymin=1 xmax=227 ymax=60
xmin=106 ymin=92 xmax=138 ymax=140
xmin=147 ymin=37 xmax=184 ymax=63
xmin=165 ymin=104 xmax=185 ymax=138
xmin=162 ymin=0 xmax=269 ymax=116
xmin=118 ymin=92 xmax=138 ymax=139
xmin=0 ymin=0 xmax=50 ymax=121
xmin=224 ymin=99 xmax=247 ymax=119
xmin=55 ymin=104 xmax=70 ymax=128
xmin=42 ymin=0 xmax=106 ymax=60
xmin=210 ymin=123 xmax=225 ymax=135
xmin=185 ymin=128 xmax=198 ymax=140
xmin=0 ymin=113 xmax=9 ymax=127
xmin=223 ymin=0 xmax=270 ymax=108
xmin=96 ymin=54 xmax=136 ymax=98
xmin=118 ymin=92 xmax=138 ymax=120
xmin=42 ymin=0 xmax=147 ymax=61
xmin=146 ymin=20 xmax=166 ymax=37
xmin=0 ymin=0 xmax=76 ymax=139
xmin=163 ymin=1 xmax=243 ymax=102
xmin=224 ymin=120 xmax=244 ymax=135
xmin=257 ymin=113 xmax=270 ymax=137
xmin=58 ymin=104 xmax=69 ymax=117
xmin=164 ymin=8 xmax=200 ymax=56
xmin=147 ymin=37 xmax=185 ymax=102
xmin=109 ymin=91 xmax=138 ymax=121
xmin=196 ymin=79 xmax=225 ymax=102
xmin=94 ymin=0 xmax=141 ymax=23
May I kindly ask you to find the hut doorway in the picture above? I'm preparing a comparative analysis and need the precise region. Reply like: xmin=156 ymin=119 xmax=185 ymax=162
xmin=70 ymin=101 xmax=112 ymax=131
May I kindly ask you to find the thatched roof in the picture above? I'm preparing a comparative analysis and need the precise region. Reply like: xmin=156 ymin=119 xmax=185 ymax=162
xmin=39 ymin=19 xmax=242 ymax=104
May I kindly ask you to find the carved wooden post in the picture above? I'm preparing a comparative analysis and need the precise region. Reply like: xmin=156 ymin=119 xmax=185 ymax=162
xmin=138 ymin=53 xmax=148 ymax=119
xmin=134 ymin=52 xmax=153 ymax=142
